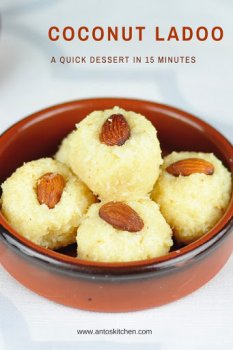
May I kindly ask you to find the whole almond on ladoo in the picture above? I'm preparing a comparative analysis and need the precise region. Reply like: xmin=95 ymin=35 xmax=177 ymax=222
xmin=77 ymin=200 xmax=173 ymax=262
xmin=152 ymin=152 xmax=231 ymax=245
xmin=37 ymin=172 xmax=65 ymax=209
xmin=166 ymin=158 xmax=214 ymax=177
xmin=100 ymin=114 xmax=131 ymax=146
xmin=99 ymin=201 xmax=144 ymax=232
xmin=64 ymin=107 xmax=162 ymax=201
xmin=1 ymin=158 xmax=95 ymax=250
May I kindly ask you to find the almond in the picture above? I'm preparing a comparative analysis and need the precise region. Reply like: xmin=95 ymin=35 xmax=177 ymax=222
xmin=99 ymin=114 xmax=130 ymax=146
xmin=37 ymin=172 xmax=65 ymax=209
xmin=166 ymin=158 xmax=214 ymax=177
xmin=99 ymin=201 xmax=144 ymax=232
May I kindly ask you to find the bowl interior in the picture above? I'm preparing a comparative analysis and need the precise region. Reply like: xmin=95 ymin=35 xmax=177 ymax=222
xmin=0 ymin=98 xmax=232 ymax=269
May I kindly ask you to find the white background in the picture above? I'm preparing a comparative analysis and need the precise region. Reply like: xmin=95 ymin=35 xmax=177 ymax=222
xmin=0 ymin=1 xmax=232 ymax=349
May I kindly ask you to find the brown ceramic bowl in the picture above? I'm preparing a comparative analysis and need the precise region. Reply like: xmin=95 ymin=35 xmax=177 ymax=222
xmin=0 ymin=98 xmax=232 ymax=312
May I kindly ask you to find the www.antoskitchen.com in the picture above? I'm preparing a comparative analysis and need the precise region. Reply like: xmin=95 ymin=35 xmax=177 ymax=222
xmin=77 ymin=328 xmax=153 ymax=335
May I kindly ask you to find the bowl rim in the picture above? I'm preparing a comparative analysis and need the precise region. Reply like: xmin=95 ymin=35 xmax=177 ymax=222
xmin=0 ymin=97 xmax=233 ymax=275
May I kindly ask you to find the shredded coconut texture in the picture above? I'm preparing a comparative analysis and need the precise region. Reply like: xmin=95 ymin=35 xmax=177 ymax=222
xmin=77 ymin=199 xmax=173 ymax=262
xmin=151 ymin=152 xmax=232 ymax=244
xmin=1 ymin=158 xmax=95 ymax=249
xmin=55 ymin=106 xmax=163 ymax=201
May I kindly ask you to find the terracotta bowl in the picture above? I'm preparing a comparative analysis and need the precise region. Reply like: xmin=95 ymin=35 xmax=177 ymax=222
xmin=0 ymin=98 xmax=232 ymax=312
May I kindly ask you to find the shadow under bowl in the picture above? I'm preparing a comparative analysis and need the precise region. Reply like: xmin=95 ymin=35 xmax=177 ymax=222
xmin=0 ymin=98 xmax=232 ymax=312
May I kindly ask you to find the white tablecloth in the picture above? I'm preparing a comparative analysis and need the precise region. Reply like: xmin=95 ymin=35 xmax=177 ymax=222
xmin=0 ymin=1 xmax=232 ymax=349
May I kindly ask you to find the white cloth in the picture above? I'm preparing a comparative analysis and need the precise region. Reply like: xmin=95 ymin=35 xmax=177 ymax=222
xmin=0 ymin=1 xmax=232 ymax=349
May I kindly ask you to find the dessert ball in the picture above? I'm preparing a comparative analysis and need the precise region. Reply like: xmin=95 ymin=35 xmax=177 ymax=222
xmin=77 ymin=199 xmax=173 ymax=262
xmin=1 ymin=158 xmax=95 ymax=249
xmin=152 ymin=152 xmax=232 ymax=244
xmin=56 ymin=106 xmax=163 ymax=201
